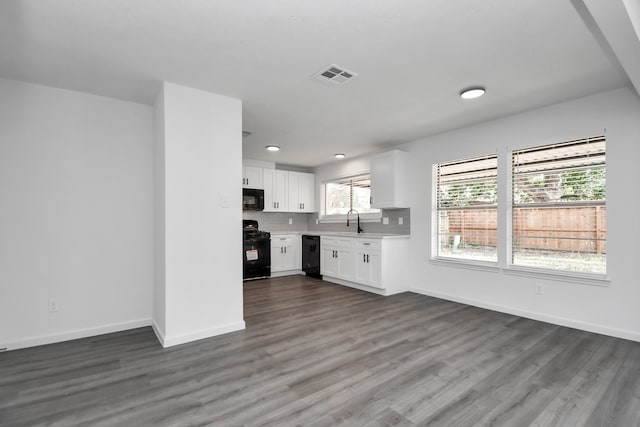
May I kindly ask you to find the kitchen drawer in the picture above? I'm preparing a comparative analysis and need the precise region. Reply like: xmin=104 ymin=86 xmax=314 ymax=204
xmin=321 ymin=236 xmax=353 ymax=249
xmin=353 ymin=239 xmax=381 ymax=251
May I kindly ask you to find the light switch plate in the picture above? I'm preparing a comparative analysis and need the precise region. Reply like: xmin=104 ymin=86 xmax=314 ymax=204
xmin=398 ymin=217 xmax=404 ymax=225
xmin=382 ymin=217 xmax=389 ymax=225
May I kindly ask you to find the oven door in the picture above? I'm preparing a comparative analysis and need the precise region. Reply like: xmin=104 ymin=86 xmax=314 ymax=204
xmin=243 ymin=237 xmax=271 ymax=279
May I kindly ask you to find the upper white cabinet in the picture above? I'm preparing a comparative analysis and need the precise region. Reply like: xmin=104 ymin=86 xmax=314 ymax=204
xmin=370 ymin=150 xmax=409 ymax=209
xmin=263 ymin=169 xmax=315 ymax=213
xmin=263 ymin=169 xmax=289 ymax=212
xmin=288 ymin=171 xmax=315 ymax=212
xmin=242 ymin=165 xmax=263 ymax=189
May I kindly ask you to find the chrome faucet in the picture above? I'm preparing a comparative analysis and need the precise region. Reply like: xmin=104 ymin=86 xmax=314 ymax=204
xmin=346 ymin=209 xmax=363 ymax=233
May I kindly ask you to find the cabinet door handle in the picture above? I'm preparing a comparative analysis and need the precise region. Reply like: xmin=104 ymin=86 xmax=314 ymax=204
xmin=284 ymin=247 xmax=287 ymax=254
xmin=367 ymin=254 xmax=370 ymax=263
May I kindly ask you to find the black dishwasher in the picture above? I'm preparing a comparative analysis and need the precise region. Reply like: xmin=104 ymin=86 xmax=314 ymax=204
xmin=301 ymin=235 xmax=322 ymax=279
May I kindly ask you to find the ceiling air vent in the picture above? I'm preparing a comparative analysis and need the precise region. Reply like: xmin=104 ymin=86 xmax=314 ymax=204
xmin=312 ymin=64 xmax=359 ymax=85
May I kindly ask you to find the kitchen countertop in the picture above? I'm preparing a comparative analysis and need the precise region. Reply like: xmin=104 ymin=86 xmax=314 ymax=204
xmin=269 ymin=231 xmax=409 ymax=239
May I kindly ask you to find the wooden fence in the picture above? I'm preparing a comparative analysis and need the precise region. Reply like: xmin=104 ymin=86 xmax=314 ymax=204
xmin=443 ymin=206 xmax=606 ymax=254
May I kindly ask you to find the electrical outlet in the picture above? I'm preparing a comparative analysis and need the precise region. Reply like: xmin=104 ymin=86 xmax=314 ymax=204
xmin=382 ymin=217 xmax=389 ymax=225
xmin=48 ymin=298 xmax=59 ymax=312
xmin=288 ymin=218 xmax=293 ymax=225
xmin=535 ymin=283 xmax=544 ymax=295
xmin=315 ymin=219 xmax=319 ymax=225
xmin=398 ymin=217 xmax=404 ymax=225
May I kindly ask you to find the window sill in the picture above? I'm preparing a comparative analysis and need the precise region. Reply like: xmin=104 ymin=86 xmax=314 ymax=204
xmin=319 ymin=214 xmax=382 ymax=224
xmin=503 ymin=266 xmax=610 ymax=286
xmin=430 ymin=257 xmax=500 ymax=273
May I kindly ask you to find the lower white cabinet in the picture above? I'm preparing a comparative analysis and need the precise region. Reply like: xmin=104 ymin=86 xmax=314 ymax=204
xmin=321 ymin=237 xmax=354 ymax=281
xmin=354 ymin=239 xmax=382 ymax=288
xmin=320 ymin=235 xmax=409 ymax=295
xmin=271 ymin=234 xmax=300 ymax=273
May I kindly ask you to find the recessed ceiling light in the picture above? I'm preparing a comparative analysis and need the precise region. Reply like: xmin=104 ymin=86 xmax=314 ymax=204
xmin=265 ymin=145 xmax=280 ymax=152
xmin=460 ymin=87 xmax=486 ymax=99
xmin=334 ymin=153 xmax=346 ymax=159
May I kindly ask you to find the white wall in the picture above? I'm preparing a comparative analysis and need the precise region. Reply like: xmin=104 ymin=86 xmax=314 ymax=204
xmin=400 ymin=87 xmax=640 ymax=341
xmin=154 ymin=82 xmax=244 ymax=347
xmin=153 ymin=87 xmax=166 ymax=337
xmin=0 ymin=78 xmax=154 ymax=349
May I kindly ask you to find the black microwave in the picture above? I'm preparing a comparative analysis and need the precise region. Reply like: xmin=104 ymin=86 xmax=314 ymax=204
xmin=243 ymin=188 xmax=264 ymax=211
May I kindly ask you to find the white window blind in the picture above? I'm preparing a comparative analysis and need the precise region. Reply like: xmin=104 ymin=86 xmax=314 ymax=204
xmin=511 ymin=136 xmax=606 ymax=274
xmin=325 ymin=174 xmax=379 ymax=216
xmin=435 ymin=154 xmax=498 ymax=262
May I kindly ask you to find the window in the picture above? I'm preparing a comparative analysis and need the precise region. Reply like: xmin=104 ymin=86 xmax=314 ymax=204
xmin=324 ymin=174 xmax=379 ymax=217
xmin=511 ymin=136 xmax=606 ymax=274
xmin=434 ymin=154 xmax=498 ymax=263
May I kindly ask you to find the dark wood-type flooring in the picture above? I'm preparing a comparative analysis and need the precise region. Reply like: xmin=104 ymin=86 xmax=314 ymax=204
xmin=2 ymin=276 xmax=640 ymax=426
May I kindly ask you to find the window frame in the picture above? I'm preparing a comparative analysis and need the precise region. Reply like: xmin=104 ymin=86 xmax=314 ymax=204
xmin=429 ymin=135 xmax=610 ymax=286
xmin=431 ymin=153 xmax=499 ymax=267
xmin=507 ymin=136 xmax=607 ymax=279
xmin=320 ymin=173 xmax=382 ymax=223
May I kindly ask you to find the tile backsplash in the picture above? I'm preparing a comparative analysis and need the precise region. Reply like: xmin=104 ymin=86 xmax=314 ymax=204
xmin=307 ymin=208 xmax=410 ymax=235
xmin=243 ymin=211 xmax=310 ymax=232
xmin=244 ymin=208 xmax=411 ymax=235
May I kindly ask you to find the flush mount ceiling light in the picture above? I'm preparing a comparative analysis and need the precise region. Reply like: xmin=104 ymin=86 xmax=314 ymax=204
xmin=334 ymin=153 xmax=346 ymax=159
xmin=460 ymin=87 xmax=486 ymax=99
xmin=265 ymin=145 xmax=280 ymax=152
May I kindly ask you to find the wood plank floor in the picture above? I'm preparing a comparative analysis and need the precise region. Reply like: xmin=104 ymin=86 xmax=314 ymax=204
xmin=2 ymin=275 xmax=640 ymax=426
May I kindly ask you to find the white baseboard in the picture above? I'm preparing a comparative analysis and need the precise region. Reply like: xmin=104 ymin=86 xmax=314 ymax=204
xmin=409 ymin=287 xmax=640 ymax=343
xmin=323 ymin=276 xmax=388 ymax=296
xmin=151 ymin=320 xmax=166 ymax=347
xmin=270 ymin=270 xmax=303 ymax=278
xmin=161 ymin=320 xmax=246 ymax=348
xmin=2 ymin=318 xmax=152 ymax=351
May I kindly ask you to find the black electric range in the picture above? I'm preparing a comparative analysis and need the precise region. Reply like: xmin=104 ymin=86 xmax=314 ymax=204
xmin=243 ymin=220 xmax=270 ymax=280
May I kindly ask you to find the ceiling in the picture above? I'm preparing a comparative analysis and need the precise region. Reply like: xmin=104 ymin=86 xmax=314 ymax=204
xmin=0 ymin=0 xmax=638 ymax=167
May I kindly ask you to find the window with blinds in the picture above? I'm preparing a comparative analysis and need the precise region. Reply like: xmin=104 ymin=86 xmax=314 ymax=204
xmin=511 ymin=136 xmax=606 ymax=274
xmin=324 ymin=174 xmax=380 ymax=216
xmin=435 ymin=154 xmax=498 ymax=262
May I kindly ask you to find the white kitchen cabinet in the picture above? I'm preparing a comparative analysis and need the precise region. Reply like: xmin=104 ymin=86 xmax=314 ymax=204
xmin=288 ymin=171 xmax=315 ymax=212
xmin=320 ymin=234 xmax=409 ymax=295
xmin=321 ymin=246 xmax=338 ymax=277
xmin=354 ymin=239 xmax=382 ymax=288
xmin=263 ymin=169 xmax=288 ymax=212
xmin=320 ymin=236 xmax=354 ymax=281
xmin=370 ymin=150 xmax=409 ymax=208
xmin=242 ymin=165 xmax=263 ymax=189
xmin=271 ymin=234 xmax=299 ymax=273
